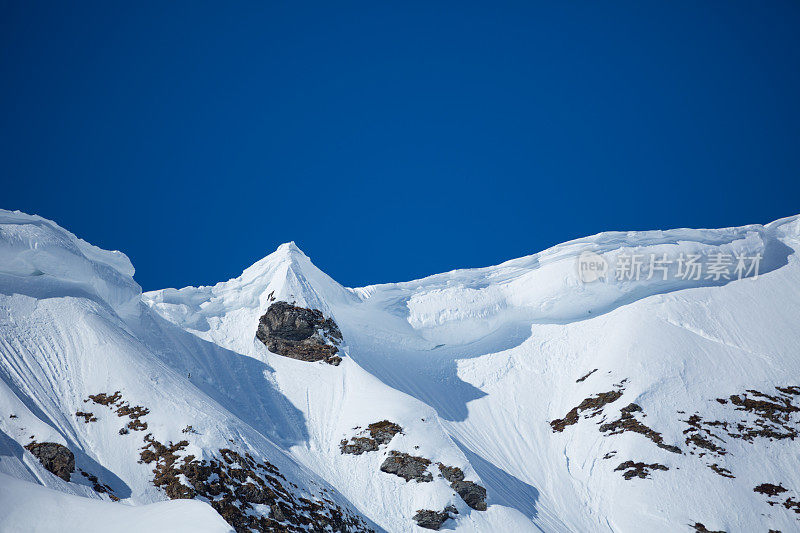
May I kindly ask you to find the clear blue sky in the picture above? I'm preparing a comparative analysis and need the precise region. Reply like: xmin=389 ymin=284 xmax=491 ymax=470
xmin=2 ymin=2 xmax=799 ymax=290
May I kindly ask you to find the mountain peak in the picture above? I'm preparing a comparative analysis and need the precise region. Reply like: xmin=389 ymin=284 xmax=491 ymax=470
xmin=274 ymin=241 xmax=306 ymax=259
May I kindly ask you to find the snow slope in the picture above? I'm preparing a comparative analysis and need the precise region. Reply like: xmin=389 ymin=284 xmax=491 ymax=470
xmin=2 ymin=208 xmax=800 ymax=532
xmin=0 ymin=474 xmax=232 ymax=533
xmin=0 ymin=211 xmax=377 ymax=532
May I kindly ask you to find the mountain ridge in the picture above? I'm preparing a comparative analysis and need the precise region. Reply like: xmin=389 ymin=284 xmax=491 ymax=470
xmin=2 ymin=208 xmax=800 ymax=532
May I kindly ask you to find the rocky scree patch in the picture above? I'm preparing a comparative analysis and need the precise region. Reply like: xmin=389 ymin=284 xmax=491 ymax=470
xmin=139 ymin=435 xmax=373 ymax=532
xmin=84 ymin=391 xmax=150 ymax=432
xmin=81 ymin=390 xmax=373 ymax=532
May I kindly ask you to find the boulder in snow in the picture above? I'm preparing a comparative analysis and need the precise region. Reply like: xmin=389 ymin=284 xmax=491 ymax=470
xmin=256 ymin=302 xmax=343 ymax=365
xmin=24 ymin=442 xmax=75 ymax=482
xmin=380 ymin=451 xmax=432 ymax=482
xmin=412 ymin=505 xmax=457 ymax=530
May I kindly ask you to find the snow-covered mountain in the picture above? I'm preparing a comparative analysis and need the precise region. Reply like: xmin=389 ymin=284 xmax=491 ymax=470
xmin=2 ymin=208 xmax=799 ymax=533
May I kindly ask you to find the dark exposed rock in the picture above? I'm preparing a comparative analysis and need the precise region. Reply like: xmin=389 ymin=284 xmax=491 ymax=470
xmin=235 ymin=482 xmax=270 ymax=505
xmin=413 ymin=505 xmax=457 ymax=530
xmin=685 ymin=432 xmax=726 ymax=455
xmin=614 ymin=460 xmax=668 ymax=480
xmin=682 ymin=414 xmax=728 ymax=456
xmin=599 ymin=403 xmax=681 ymax=454
xmin=75 ymin=411 xmax=97 ymax=423
xmin=127 ymin=419 xmax=148 ymax=431
xmin=340 ymin=420 xmax=403 ymax=455
xmin=752 ymin=483 xmax=800 ymax=517
xmin=87 ymin=391 xmax=122 ymax=406
xmin=140 ymin=434 xmax=373 ymax=532
xmin=437 ymin=463 xmax=465 ymax=483
xmin=451 ymin=480 xmax=487 ymax=511
xmin=550 ymin=385 xmax=625 ymax=432
xmin=729 ymin=389 xmax=799 ymax=425
xmin=380 ymin=451 xmax=432 ymax=482
xmin=367 ymin=420 xmax=402 ymax=444
xmin=24 ymin=442 xmax=75 ymax=481
xmin=437 ymin=463 xmax=487 ymax=510
xmin=708 ymin=463 xmax=734 ymax=478
xmin=754 ymin=483 xmax=788 ymax=497
xmin=256 ymin=302 xmax=343 ymax=365
xmin=340 ymin=437 xmax=379 ymax=455
xmin=116 ymin=403 xmax=149 ymax=420
xmin=691 ymin=523 xmax=725 ymax=533
xmin=86 ymin=391 xmax=148 ymax=431
xmin=271 ymin=503 xmax=286 ymax=522
xmin=80 ymin=469 xmax=119 ymax=500
xmin=576 ymin=369 xmax=598 ymax=383
xmin=681 ymin=386 xmax=800 ymax=459
xmin=783 ymin=497 xmax=800 ymax=515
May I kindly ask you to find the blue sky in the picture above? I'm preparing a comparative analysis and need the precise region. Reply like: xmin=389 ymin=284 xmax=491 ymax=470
xmin=2 ymin=1 xmax=799 ymax=290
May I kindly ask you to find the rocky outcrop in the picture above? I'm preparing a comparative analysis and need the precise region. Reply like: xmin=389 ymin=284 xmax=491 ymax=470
xmin=24 ymin=442 xmax=75 ymax=481
xmin=549 ymin=380 xmax=626 ymax=432
xmin=256 ymin=302 xmax=343 ymax=365
xmin=614 ymin=460 xmax=668 ymax=480
xmin=451 ymin=480 xmax=487 ymax=511
xmin=412 ymin=505 xmax=458 ymax=530
xmin=340 ymin=437 xmax=379 ymax=455
xmin=691 ymin=523 xmax=725 ymax=533
xmin=438 ymin=463 xmax=487 ymax=510
xmin=85 ymin=391 xmax=149 ymax=432
xmin=599 ymin=403 xmax=681 ymax=454
xmin=438 ymin=463 xmax=465 ymax=483
xmin=340 ymin=421 xmax=403 ymax=455
xmin=753 ymin=482 xmax=800 ymax=517
xmin=140 ymin=434 xmax=374 ymax=532
xmin=379 ymin=451 xmax=432 ymax=482
xmin=367 ymin=420 xmax=402 ymax=444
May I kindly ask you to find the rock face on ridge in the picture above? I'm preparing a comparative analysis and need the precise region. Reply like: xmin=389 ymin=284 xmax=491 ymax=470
xmin=256 ymin=301 xmax=343 ymax=365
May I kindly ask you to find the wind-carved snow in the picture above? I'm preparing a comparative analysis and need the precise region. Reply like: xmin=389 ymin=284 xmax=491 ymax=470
xmin=0 ymin=210 xmax=141 ymax=316
xmin=2 ymin=208 xmax=800 ymax=532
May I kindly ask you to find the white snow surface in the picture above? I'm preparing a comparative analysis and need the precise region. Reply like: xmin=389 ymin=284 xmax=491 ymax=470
xmin=0 ymin=473 xmax=233 ymax=533
xmin=2 ymin=207 xmax=800 ymax=532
